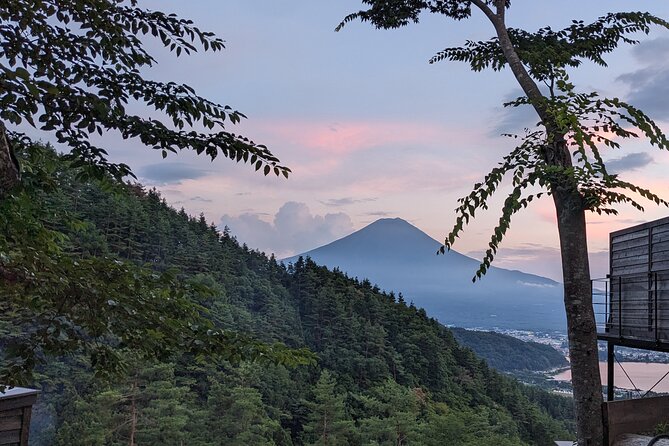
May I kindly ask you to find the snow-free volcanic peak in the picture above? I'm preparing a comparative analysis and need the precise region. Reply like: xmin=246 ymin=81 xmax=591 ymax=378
xmin=285 ymin=218 xmax=564 ymax=331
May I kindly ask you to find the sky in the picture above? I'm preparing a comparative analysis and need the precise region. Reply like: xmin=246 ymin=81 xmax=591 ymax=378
xmin=25 ymin=1 xmax=669 ymax=281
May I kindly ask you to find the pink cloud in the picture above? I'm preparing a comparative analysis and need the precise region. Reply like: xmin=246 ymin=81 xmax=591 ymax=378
xmin=533 ymin=199 xmax=557 ymax=224
xmin=236 ymin=118 xmax=494 ymax=186
xmin=342 ymin=156 xmax=480 ymax=195
xmin=259 ymin=119 xmax=485 ymax=156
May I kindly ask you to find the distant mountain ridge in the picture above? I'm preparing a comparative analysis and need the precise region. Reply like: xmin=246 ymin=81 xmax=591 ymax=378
xmin=284 ymin=218 xmax=566 ymax=331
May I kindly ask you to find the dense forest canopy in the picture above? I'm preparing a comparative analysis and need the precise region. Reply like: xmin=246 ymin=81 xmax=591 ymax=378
xmin=1 ymin=0 xmax=304 ymax=388
xmin=0 ymin=140 xmax=312 ymax=389
xmin=3 ymin=144 xmax=574 ymax=445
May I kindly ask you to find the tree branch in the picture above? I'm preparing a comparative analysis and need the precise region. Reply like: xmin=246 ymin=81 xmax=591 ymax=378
xmin=469 ymin=0 xmax=497 ymax=23
xmin=468 ymin=1 xmax=571 ymax=169
xmin=469 ymin=1 xmax=546 ymax=121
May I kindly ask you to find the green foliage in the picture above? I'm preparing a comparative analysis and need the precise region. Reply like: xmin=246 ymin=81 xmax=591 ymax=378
xmin=54 ymin=362 xmax=204 ymax=446
xmin=418 ymin=402 xmax=522 ymax=446
xmin=207 ymin=384 xmax=281 ymax=446
xmin=0 ymin=143 xmax=313 ymax=387
xmin=15 ymin=148 xmax=574 ymax=445
xmin=442 ymin=73 xmax=669 ymax=280
xmin=356 ymin=379 xmax=423 ymax=445
xmin=0 ymin=0 xmax=288 ymax=180
xmin=429 ymin=13 xmax=669 ymax=81
xmin=133 ymin=364 xmax=195 ymax=445
xmin=336 ymin=0 xmax=476 ymax=31
xmin=302 ymin=370 xmax=354 ymax=445
xmin=654 ymin=421 xmax=669 ymax=436
xmin=54 ymin=389 xmax=125 ymax=446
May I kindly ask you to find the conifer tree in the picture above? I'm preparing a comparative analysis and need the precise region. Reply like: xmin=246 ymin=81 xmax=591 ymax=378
xmin=303 ymin=370 xmax=353 ymax=446
xmin=133 ymin=364 xmax=193 ymax=445
xmin=208 ymin=384 xmax=280 ymax=446
xmin=357 ymin=380 xmax=423 ymax=445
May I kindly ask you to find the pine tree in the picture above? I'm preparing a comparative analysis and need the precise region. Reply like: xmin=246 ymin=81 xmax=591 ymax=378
xmin=357 ymin=380 xmax=422 ymax=446
xmin=207 ymin=384 xmax=281 ymax=446
xmin=302 ymin=371 xmax=354 ymax=446
xmin=134 ymin=364 xmax=194 ymax=446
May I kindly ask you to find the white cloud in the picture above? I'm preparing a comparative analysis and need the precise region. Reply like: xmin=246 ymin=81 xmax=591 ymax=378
xmin=220 ymin=201 xmax=353 ymax=257
xmin=517 ymin=281 xmax=556 ymax=289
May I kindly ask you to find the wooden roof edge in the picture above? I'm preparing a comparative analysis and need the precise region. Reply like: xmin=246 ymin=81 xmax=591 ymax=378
xmin=610 ymin=216 xmax=669 ymax=238
xmin=0 ymin=387 xmax=41 ymax=400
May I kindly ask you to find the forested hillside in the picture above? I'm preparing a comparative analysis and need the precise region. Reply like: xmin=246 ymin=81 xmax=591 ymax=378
xmin=451 ymin=328 xmax=568 ymax=372
xmin=6 ymin=147 xmax=575 ymax=445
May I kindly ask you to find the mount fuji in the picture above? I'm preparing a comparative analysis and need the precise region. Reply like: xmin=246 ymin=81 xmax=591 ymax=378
xmin=284 ymin=218 xmax=565 ymax=332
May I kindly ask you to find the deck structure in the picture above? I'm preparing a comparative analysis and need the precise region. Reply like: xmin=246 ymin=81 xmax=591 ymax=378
xmin=0 ymin=387 xmax=39 ymax=446
xmin=593 ymin=217 xmax=669 ymax=400
xmin=592 ymin=217 xmax=669 ymax=445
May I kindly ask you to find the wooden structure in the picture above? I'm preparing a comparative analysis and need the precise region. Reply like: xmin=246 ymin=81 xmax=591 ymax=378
xmin=593 ymin=217 xmax=669 ymax=401
xmin=605 ymin=216 xmax=669 ymax=343
xmin=602 ymin=395 xmax=669 ymax=445
xmin=0 ymin=387 xmax=39 ymax=446
xmin=591 ymin=217 xmax=669 ymax=444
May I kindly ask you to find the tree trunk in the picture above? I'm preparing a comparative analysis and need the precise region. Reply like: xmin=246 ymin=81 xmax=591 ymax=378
xmin=0 ymin=122 xmax=20 ymax=198
xmin=554 ymin=188 xmax=604 ymax=446
xmin=129 ymin=377 xmax=138 ymax=446
xmin=472 ymin=1 xmax=606 ymax=442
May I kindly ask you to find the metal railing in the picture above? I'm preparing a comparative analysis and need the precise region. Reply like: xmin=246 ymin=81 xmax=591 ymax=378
xmin=592 ymin=277 xmax=611 ymax=334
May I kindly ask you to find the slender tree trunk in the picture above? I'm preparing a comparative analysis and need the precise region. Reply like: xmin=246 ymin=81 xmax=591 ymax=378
xmin=322 ymin=410 xmax=329 ymax=445
xmin=0 ymin=122 xmax=20 ymax=198
xmin=554 ymin=188 xmax=604 ymax=446
xmin=0 ymin=123 xmax=21 ymax=282
xmin=470 ymin=1 xmax=605 ymax=443
xmin=129 ymin=378 xmax=138 ymax=446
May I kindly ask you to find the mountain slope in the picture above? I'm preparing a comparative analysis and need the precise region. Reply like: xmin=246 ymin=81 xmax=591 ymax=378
xmin=285 ymin=218 xmax=566 ymax=331
xmin=17 ymin=146 xmax=574 ymax=445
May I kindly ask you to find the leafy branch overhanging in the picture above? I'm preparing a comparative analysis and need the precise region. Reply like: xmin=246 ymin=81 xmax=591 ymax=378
xmin=0 ymin=0 xmax=289 ymax=181
xmin=441 ymin=75 xmax=669 ymax=281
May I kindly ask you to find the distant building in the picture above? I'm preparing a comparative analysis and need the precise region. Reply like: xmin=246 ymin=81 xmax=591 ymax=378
xmin=0 ymin=387 xmax=39 ymax=446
